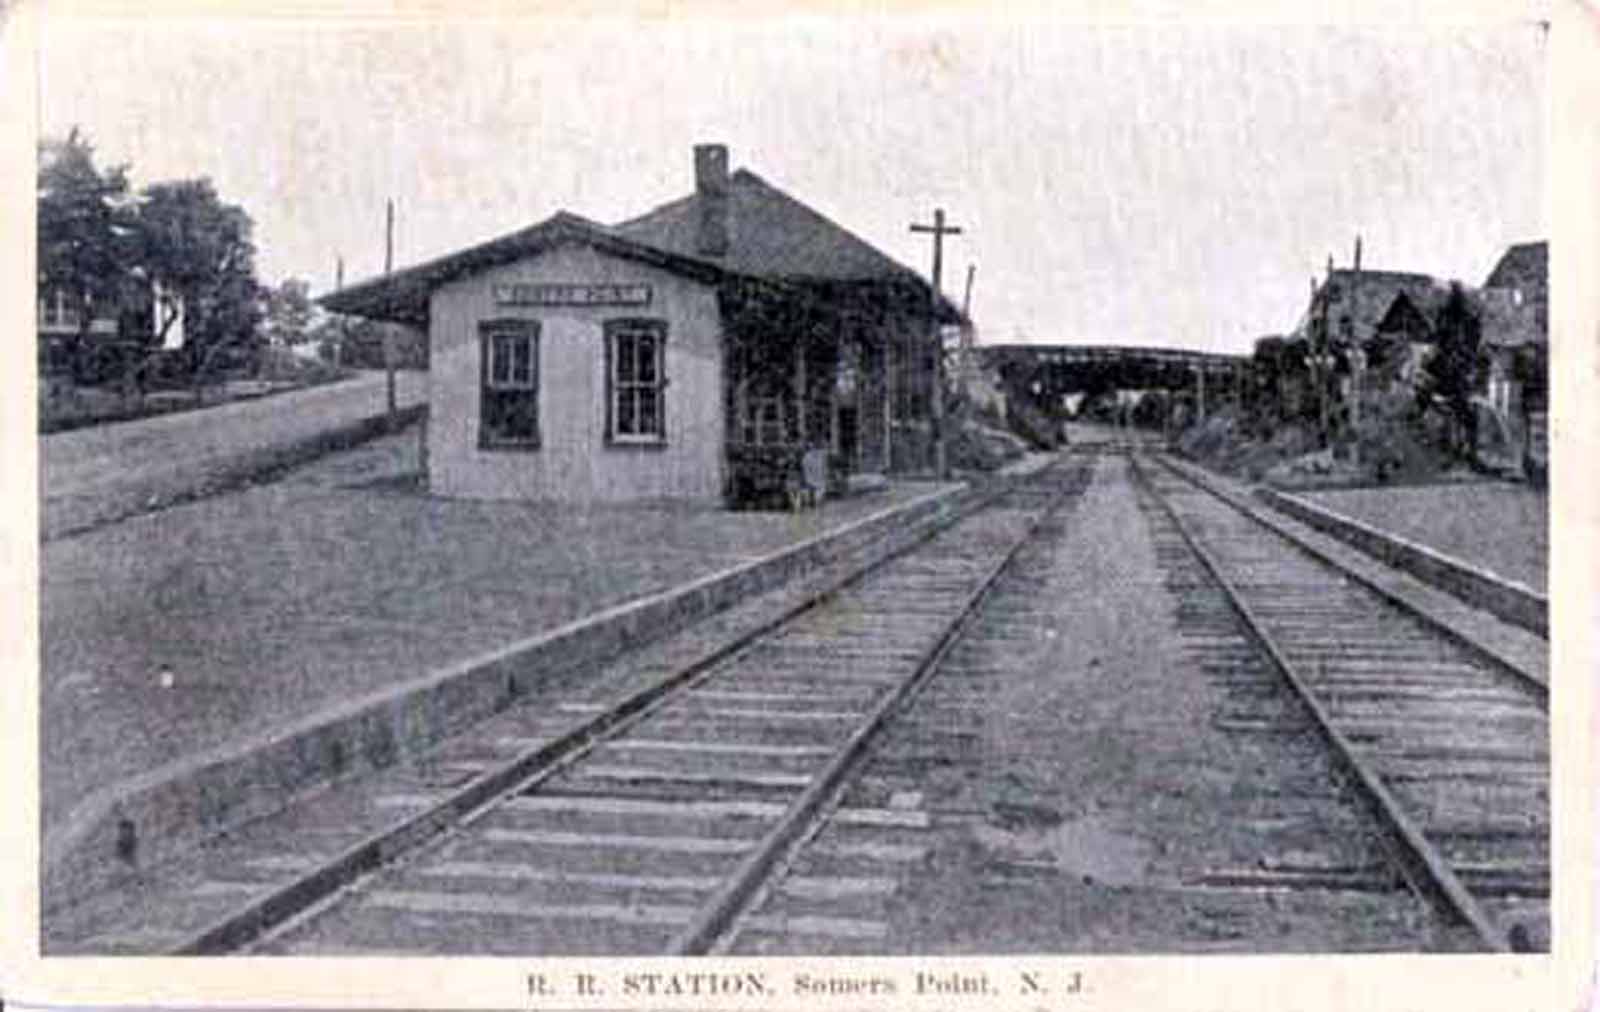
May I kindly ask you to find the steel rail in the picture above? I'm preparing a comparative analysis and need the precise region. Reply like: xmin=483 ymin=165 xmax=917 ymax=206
xmin=1128 ymin=452 xmax=1513 ymax=953
xmin=1151 ymin=454 xmax=1546 ymax=703
xmin=667 ymin=467 xmax=1083 ymax=955
xmin=169 ymin=465 xmax=1057 ymax=955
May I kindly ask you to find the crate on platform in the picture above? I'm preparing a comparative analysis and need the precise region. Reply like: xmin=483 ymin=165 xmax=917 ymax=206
xmin=726 ymin=444 xmax=847 ymax=509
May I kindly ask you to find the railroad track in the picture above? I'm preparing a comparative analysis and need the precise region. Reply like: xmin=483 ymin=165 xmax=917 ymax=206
xmin=169 ymin=460 xmax=1093 ymax=955
xmin=1130 ymin=453 xmax=1549 ymax=953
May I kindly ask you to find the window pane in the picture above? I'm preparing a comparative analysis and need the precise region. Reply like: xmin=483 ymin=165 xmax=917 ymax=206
xmin=616 ymin=334 xmax=636 ymax=382
xmin=512 ymin=337 xmax=531 ymax=384
xmin=485 ymin=389 xmax=538 ymax=442
xmin=637 ymin=334 xmax=657 ymax=383
xmin=492 ymin=336 xmax=511 ymax=385
xmin=617 ymin=389 xmax=636 ymax=434
xmin=638 ymin=387 xmax=658 ymax=434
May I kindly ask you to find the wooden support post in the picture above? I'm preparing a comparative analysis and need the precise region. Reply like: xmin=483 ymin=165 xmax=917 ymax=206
xmin=883 ymin=332 xmax=894 ymax=473
xmin=794 ymin=325 xmax=808 ymax=445
xmin=829 ymin=332 xmax=841 ymax=456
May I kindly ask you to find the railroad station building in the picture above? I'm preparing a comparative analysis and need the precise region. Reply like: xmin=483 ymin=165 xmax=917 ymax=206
xmin=322 ymin=144 xmax=958 ymax=506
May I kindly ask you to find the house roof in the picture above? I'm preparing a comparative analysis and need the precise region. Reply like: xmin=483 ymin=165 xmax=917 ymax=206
xmin=321 ymin=166 xmax=962 ymax=324
xmin=1484 ymin=241 xmax=1547 ymax=291
xmin=319 ymin=212 xmax=725 ymax=324
xmin=1297 ymin=268 xmax=1446 ymax=346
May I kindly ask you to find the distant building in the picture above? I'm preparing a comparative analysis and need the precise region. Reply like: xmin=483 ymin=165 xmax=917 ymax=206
xmin=37 ymin=278 xmax=183 ymax=383
xmin=37 ymin=286 xmax=119 ymax=342
xmin=323 ymin=144 xmax=959 ymax=506
xmin=1478 ymin=241 xmax=1547 ymax=476
xmin=1482 ymin=240 xmax=1547 ymax=329
xmin=1296 ymin=267 xmax=1448 ymax=407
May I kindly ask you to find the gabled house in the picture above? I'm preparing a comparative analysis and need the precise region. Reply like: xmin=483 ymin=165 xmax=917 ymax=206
xmin=1296 ymin=266 xmax=1447 ymax=405
xmin=322 ymin=144 xmax=958 ymax=506
xmin=1478 ymin=241 xmax=1547 ymax=476
xmin=1482 ymin=240 xmax=1547 ymax=328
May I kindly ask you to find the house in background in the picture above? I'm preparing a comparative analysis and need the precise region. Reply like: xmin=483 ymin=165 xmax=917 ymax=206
xmin=1478 ymin=240 xmax=1548 ymax=479
xmin=1482 ymin=240 xmax=1547 ymax=327
xmin=322 ymin=144 xmax=957 ymax=507
xmin=37 ymin=275 xmax=182 ymax=384
xmin=1294 ymin=262 xmax=1447 ymax=422
xmin=1294 ymin=239 xmax=1548 ymax=481
xmin=37 ymin=287 xmax=119 ymax=342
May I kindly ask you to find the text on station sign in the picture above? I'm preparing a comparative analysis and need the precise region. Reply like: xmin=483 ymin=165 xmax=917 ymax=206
xmin=492 ymin=283 xmax=652 ymax=307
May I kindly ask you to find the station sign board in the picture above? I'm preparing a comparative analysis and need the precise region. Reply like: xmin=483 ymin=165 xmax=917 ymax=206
xmin=492 ymin=283 xmax=652 ymax=307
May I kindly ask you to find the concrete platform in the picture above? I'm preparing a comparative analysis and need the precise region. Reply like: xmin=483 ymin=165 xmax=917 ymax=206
xmin=1159 ymin=455 xmax=1547 ymax=688
xmin=1259 ymin=485 xmax=1546 ymax=636
xmin=1297 ymin=482 xmax=1547 ymax=593
xmin=40 ymin=427 xmax=969 ymax=908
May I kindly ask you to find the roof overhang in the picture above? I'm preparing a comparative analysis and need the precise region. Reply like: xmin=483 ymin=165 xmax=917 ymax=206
xmin=318 ymin=212 xmax=726 ymax=325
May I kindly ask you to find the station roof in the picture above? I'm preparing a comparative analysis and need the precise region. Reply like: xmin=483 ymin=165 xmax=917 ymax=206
xmin=321 ymin=167 xmax=961 ymax=325
xmin=319 ymin=212 xmax=722 ymax=325
xmin=615 ymin=169 xmax=925 ymax=286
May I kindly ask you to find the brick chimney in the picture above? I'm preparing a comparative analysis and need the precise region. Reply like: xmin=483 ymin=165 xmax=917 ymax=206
xmin=694 ymin=143 xmax=729 ymax=257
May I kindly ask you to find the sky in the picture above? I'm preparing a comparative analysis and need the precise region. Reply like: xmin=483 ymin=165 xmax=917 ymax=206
xmin=36 ymin=12 xmax=1545 ymax=355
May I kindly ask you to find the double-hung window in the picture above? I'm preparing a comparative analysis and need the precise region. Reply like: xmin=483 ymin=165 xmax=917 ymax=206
xmin=605 ymin=319 xmax=668 ymax=446
xmin=479 ymin=319 xmax=540 ymax=450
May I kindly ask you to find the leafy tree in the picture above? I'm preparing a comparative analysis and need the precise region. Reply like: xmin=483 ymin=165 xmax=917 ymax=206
xmin=133 ymin=178 xmax=263 ymax=387
xmin=36 ymin=128 xmax=137 ymax=368
xmin=1420 ymin=281 xmax=1481 ymax=461
xmin=262 ymin=278 xmax=315 ymax=348
xmin=1248 ymin=334 xmax=1315 ymax=432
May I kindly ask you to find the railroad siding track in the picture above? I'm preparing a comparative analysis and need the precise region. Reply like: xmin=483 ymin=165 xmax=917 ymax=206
xmin=235 ymin=462 xmax=1094 ymax=955
xmin=731 ymin=455 xmax=1438 ymax=954
xmin=1134 ymin=455 xmax=1549 ymax=952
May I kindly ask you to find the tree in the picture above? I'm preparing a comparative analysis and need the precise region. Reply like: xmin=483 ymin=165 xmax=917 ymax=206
xmin=262 ymin=278 xmax=315 ymax=348
xmin=1420 ymin=281 xmax=1481 ymax=462
xmin=133 ymin=178 xmax=263 ymax=388
xmin=1248 ymin=334 xmax=1315 ymax=432
xmin=37 ymin=128 xmax=137 ymax=371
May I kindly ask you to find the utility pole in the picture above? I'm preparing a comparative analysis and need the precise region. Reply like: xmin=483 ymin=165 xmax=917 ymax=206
xmin=384 ymin=198 xmax=398 ymax=429
xmin=953 ymin=264 xmax=979 ymax=406
xmin=959 ymin=263 xmax=976 ymax=405
xmin=334 ymin=255 xmax=346 ymax=371
xmin=910 ymin=208 xmax=963 ymax=478
xmin=1349 ymin=235 xmax=1364 ymax=466
xmin=1317 ymin=259 xmax=1333 ymax=450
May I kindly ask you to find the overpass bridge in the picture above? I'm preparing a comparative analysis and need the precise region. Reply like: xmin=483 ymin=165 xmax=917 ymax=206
xmin=968 ymin=343 xmax=1250 ymax=448
xmin=975 ymin=344 xmax=1249 ymax=398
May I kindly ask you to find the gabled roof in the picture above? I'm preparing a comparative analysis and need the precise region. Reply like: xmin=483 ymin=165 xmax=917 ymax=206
xmin=1301 ymin=268 xmax=1446 ymax=346
xmin=614 ymin=168 xmax=924 ymax=285
xmin=321 ymin=165 xmax=963 ymax=325
xmin=320 ymin=212 xmax=724 ymax=324
xmin=1484 ymin=241 xmax=1547 ymax=291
